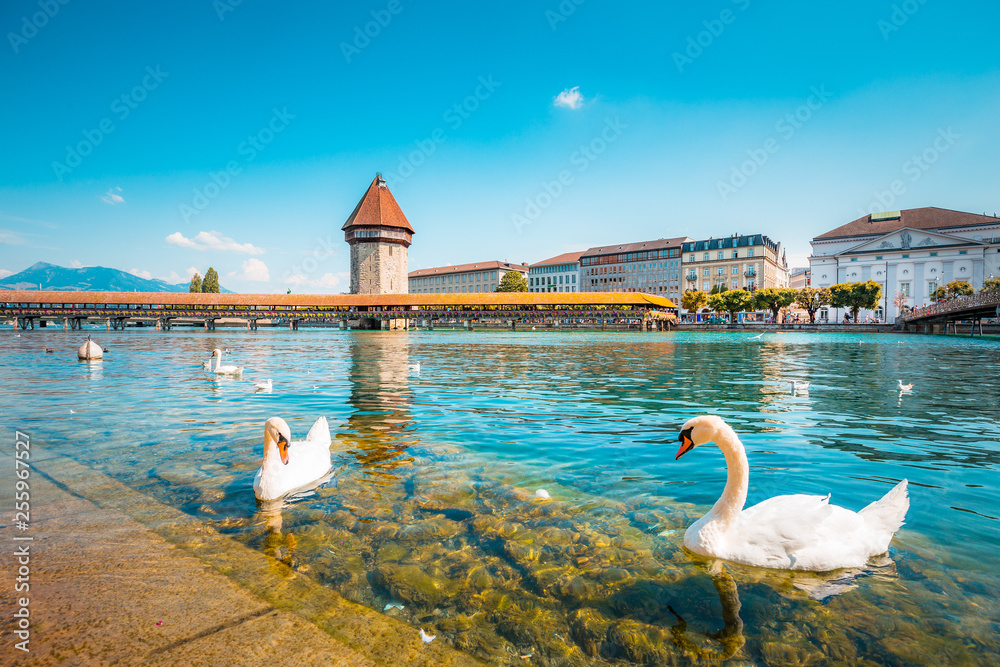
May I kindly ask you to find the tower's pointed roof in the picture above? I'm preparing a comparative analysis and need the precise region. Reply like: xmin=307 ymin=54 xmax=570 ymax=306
xmin=342 ymin=174 xmax=414 ymax=233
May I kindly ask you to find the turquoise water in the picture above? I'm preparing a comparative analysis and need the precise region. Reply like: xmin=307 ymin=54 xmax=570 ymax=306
xmin=5 ymin=328 xmax=1000 ymax=665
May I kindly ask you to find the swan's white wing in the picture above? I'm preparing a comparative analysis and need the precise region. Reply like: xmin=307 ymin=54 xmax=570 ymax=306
xmin=728 ymin=494 xmax=869 ymax=570
xmin=304 ymin=416 xmax=331 ymax=447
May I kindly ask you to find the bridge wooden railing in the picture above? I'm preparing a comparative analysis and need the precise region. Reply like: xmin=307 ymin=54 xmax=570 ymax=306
xmin=904 ymin=289 xmax=1000 ymax=321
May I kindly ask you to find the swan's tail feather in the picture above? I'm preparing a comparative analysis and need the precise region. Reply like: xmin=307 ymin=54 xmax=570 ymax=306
xmin=305 ymin=416 xmax=332 ymax=447
xmin=858 ymin=479 xmax=909 ymax=533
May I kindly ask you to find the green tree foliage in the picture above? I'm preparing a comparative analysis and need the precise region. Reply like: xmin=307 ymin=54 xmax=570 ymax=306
xmin=189 ymin=272 xmax=202 ymax=293
xmin=830 ymin=280 xmax=882 ymax=322
xmin=709 ymin=284 xmax=728 ymax=295
xmin=201 ymin=267 xmax=221 ymax=293
xmin=795 ymin=287 xmax=831 ymax=324
xmin=754 ymin=287 xmax=798 ymax=321
xmin=981 ymin=276 xmax=1000 ymax=293
xmin=495 ymin=271 xmax=528 ymax=292
xmin=681 ymin=290 xmax=708 ymax=313
xmin=931 ymin=280 xmax=974 ymax=300
xmin=707 ymin=289 xmax=754 ymax=321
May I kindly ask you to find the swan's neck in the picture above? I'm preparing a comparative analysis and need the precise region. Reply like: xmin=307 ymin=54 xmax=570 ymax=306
xmin=214 ymin=353 xmax=222 ymax=371
xmin=705 ymin=425 xmax=749 ymax=530
xmin=261 ymin=434 xmax=284 ymax=475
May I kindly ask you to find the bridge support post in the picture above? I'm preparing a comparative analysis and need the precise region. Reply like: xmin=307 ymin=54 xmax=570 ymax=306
xmin=289 ymin=320 xmax=298 ymax=330
xmin=11 ymin=317 xmax=16 ymax=330
xmin=63 ymin=317 xmax=69 ymax=330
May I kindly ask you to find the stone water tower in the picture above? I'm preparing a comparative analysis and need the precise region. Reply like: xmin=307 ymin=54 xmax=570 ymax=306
xmin=343 ymin=174 xmax=414 ymax=294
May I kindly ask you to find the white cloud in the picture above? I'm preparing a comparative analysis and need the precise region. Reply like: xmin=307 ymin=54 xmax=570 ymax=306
xmin=186 ymin=266 xmax=200 ymax=278
xmin=101 ymin=187 xmax=125 ymax=205
xmin=283 ymin=271 xmax=347 ymax=292
xmin=160 ymin=271 xmax=183 ymax=283
xmin=554 ymin=86 xmax=584 ymax=109
xmin=239 ymin=258 xmax=271 ymax=282
xmin=69 ymin=260 xmax=83 ymax=268
xmin=129 ymin=268 xmax=152 ymax=280
xmin=0 ymin=269 xmax=12 ymax=279
xmin=165 ymin=230 xmax=264 ymax=255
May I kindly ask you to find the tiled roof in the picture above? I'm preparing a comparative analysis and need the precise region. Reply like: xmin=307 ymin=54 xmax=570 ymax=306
xmin=3 ymin=290 xmax=675 ymax=309
xmin=814 ymin=207 xmax=1000 ymax=241
xmin=530 ymin=251 xmax=585 ymax=268
xmin=581 ymin=236 xmax=692 ymax=257
xmin=408 ymin=261 xmax=529 ymax=278
xmin=342 ymin=174 xmax=414 ymax=233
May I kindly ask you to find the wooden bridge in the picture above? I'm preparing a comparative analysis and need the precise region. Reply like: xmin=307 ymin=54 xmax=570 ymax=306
xmin=1 ymin=290 xmax=677 ymax=332
xmin=902 ymin=290 xmax=1000 ymax=335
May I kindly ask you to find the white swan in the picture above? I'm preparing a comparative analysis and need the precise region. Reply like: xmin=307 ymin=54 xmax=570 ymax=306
xmin=408 ymin=362 xmax=420 ymax=373
xmin=897 ymin=380 xmax=913 ymax=392
xmin=253 ymin=417 xmax=333 ymax=501
xmin=211 ymin=348 xmax=243 ymax=376
xmin=254 ymin=379 xmax=273 ymax=391
xmin=675 ymin=415 xmax=909 ymax=571
xmin=789 ymin=380 xmax=810 ymax=391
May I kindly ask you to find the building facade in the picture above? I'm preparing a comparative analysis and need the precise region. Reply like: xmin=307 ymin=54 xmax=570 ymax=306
xmin=810 ymin=207 xmax=1000 ymax=321
xmin=343 ymin=174 xmax=413 ymax=294
xmin=408 ymin=261 xmax=529 ymax=294
xmin=682 ymin=234 xmax=788 ymax=295
xmin=528 ymin=252 xmax=582 ymax=293
xmin=789 ymin=267 xmax=811 ymax=290
xmin=580 ymin=237 xmax=691 ymax=302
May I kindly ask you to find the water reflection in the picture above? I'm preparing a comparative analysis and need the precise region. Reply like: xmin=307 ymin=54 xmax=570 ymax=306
xmin=667 ymin=565 xmax=745 ymax=660
xmin=339 ymin=335 xmax=416 ymax=485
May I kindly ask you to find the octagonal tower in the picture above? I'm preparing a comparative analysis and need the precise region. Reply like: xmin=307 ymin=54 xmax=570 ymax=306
xmin=343 ymin=174 xmax=414 ymax=294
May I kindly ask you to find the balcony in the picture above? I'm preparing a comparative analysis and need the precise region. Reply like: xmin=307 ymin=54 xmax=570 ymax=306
xmin=744 ymin=270 xmax=757 ymax=277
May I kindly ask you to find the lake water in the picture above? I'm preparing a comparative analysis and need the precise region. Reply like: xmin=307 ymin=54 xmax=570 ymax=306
xmin=5 ymin=328 xmax=1000 ymax=665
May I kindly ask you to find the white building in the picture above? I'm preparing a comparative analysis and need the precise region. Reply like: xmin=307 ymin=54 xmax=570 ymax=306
xmin=810 ymin=207 xmax=1000 ymax=321
xmin=528 ymin=251 xmax=582 ymax=293
xmin=408 ymin=260 xmax=528 ymax=294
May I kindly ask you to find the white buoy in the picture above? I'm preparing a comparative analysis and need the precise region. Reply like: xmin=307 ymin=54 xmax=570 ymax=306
xmin=77 ymin=335 xmax=103 ymax=360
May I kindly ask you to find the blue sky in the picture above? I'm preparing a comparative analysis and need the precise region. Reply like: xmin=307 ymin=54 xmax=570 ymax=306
xmin=1 ymin=0 xmax=998 ymax=292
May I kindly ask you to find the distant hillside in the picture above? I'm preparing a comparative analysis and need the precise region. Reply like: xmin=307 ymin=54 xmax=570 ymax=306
xmin=0 ymin=262 xmax=232 ymax=293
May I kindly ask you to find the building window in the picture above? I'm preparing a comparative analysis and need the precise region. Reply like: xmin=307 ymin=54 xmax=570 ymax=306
xmin=902 ymin=254 xmax=909 ymax=258
xmin=703 ymin=253 xmax=709 ymax=261
xmin=717 ymin=267 xmax=724 ymax=276
xmin=732 ymin=266 xmax=738 ymax=275
xmin=875 ymin=256 xmax=882 ymax=260
xmin=690 ymin=254 xmax=695 ymax=262
xmin=930 ymin=252 xmax=937 ymax=257
xmin=718 ymin=252 xmax=724 ymax=260
xmin=959 ymin=250 xmax=967 ymax=255
xmin=851 ymin=258 xmax=857 ymax=262
xmin=703 ymin=268 xmax=709 ymax=276
xmin=732 ymin=251 xmax=738 ymax=259
xmin=928 ymin=281 xmax=937 ymax=295
xmin=900 ymin=282 xmax=910 ymax=297
xmin=748 ymin=249 xmax=754 ymax=257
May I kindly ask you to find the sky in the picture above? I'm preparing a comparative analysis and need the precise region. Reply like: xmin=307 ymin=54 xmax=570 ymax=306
xmin=1 ymin=0 xmax=998 ymax=293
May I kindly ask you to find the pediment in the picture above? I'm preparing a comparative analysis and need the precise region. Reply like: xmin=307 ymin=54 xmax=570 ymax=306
xmin=839 ymin=227 xmax=979 ymax=255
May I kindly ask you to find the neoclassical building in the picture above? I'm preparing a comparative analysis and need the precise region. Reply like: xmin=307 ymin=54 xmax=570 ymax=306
xmin=682 ymin=234 xmax=788 ymax=295
xmin=810 ymin=207 xmax=1000 ymax=321
xmin=343 ymin=174 xmax=413 ymax=294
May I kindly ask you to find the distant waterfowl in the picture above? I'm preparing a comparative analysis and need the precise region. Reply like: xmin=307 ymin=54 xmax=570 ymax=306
xmin=748 ymin=333 xmax=764 ymax=340
xmin=77 ymin=335 xmax=102 ymax=360
xmin=789 ymin=380 xmax=810 ymax=391
xmin=255 ymin=379 xmax=273 ymax=392
xmin=45 ymin=348 xmax=54 ymax=354
xmin=675 ymin=415 xmax=909 ymax=570
xmin=897 ymin=380 xmax=913 ymax=392
xmin=211 ymin=348 xmax=243 ymax=376
xmin=253 ymin=416 xmax=333 ymax=501
xmin=408 ymin=362 xmax=420 ymax=373
xmin=202 ymin=359 xmax=212 ymax=370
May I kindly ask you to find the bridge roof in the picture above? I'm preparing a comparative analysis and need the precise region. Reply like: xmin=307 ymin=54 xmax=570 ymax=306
xmin=342 ymin=174 xmax=414 ymax=233
xmin=2 ymin=290 xmax=675 ymax=309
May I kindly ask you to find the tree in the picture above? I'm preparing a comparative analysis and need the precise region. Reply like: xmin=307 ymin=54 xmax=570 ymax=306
xmin=495 ymin=271 xmax=527 ymax=292
xmin=681 ymin=290 xmax=708 ymax=313
xmin=892 ymin=290 xmax=909 ymax=315
xmin=754 ymin=287 xmax=798 ymax=322
xmin=189 ymin=272 xmax=202 ymax=293
xmin=981 ymin=276 xmax=1000 ymax=293
xmin=202 ymin=267 xmax=220 ymax=293
xmin=795 ymin=287 xmax=831 ymax=324
xmin=707 ymin=289 xmax=754 ymax=322
xmin=932 ymin=279 xmax=973 ymax=300
xmin=829 ymin=280 xmax=882 ymax=322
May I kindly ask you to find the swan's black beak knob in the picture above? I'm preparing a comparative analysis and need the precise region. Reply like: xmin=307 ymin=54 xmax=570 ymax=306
xmin=676 ymin=427 xmax=695 ymax=460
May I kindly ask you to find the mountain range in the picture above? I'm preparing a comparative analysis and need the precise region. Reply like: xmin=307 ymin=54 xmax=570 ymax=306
xmin=0 ymin=262 xmax=231 ymax=293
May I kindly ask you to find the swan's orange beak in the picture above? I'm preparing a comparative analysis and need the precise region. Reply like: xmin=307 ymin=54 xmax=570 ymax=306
xmin=675 ymin=428 xmax=695 ymax=460
xmin=277 ymin=434 xmax=289 ymax=465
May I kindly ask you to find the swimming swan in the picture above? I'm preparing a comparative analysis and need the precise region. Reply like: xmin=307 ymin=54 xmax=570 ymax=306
xmin=211 ymin=348 xmax=243 ymax=376
xmin=675 ymin=415 xmax=909 ymax=571
xmin=253 ymin=416 xmax=332 ymax=501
